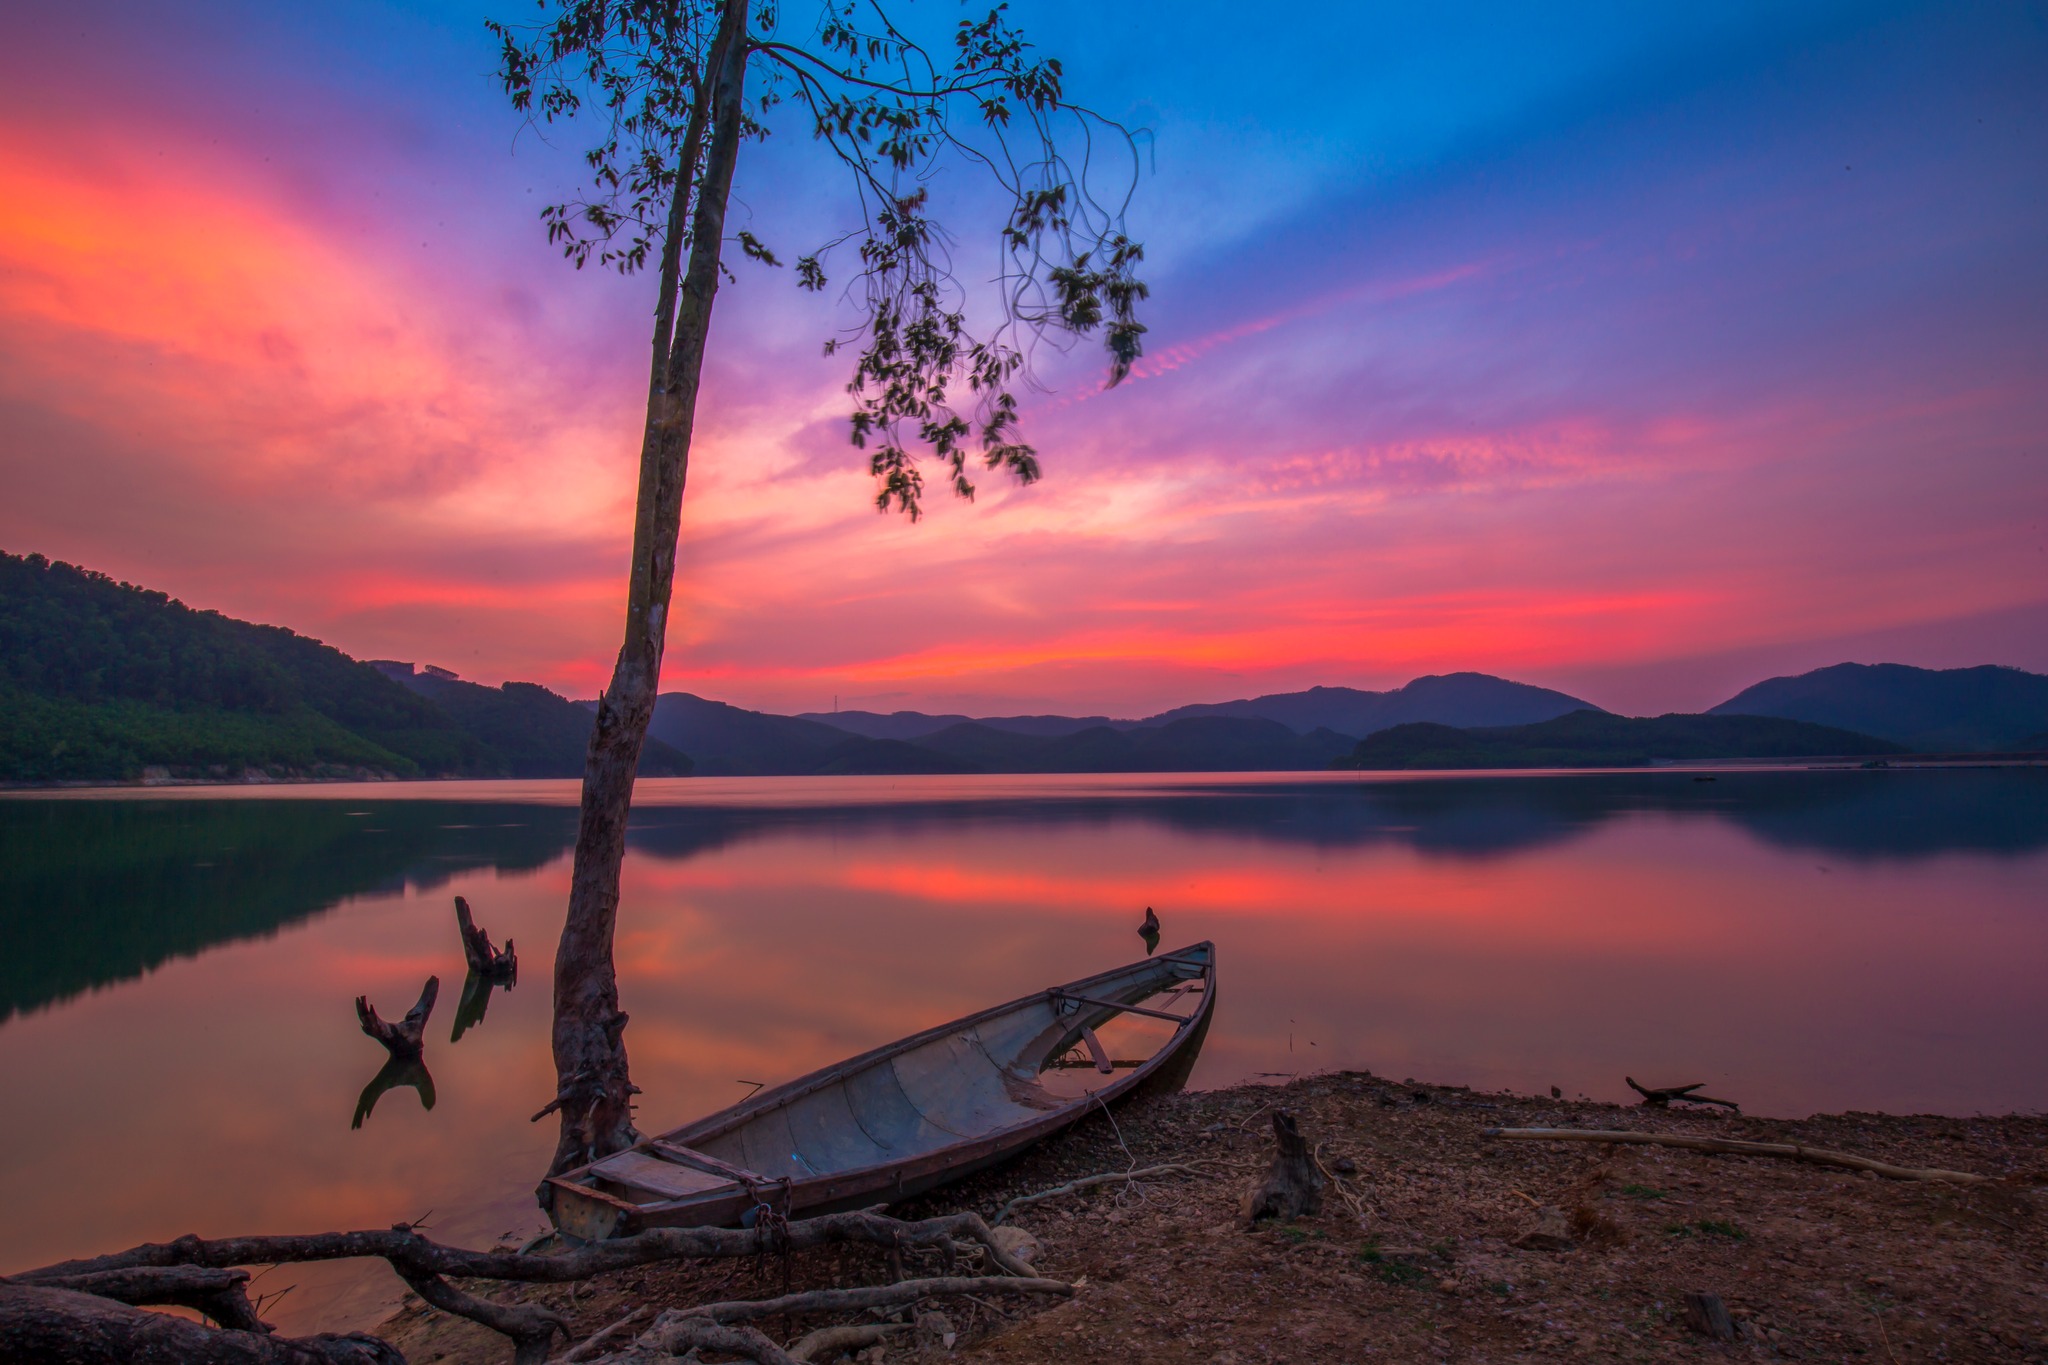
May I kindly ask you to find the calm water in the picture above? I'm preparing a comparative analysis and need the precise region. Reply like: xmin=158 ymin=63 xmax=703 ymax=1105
xmin=2 ymin=768 xmax=2043 ymax=1326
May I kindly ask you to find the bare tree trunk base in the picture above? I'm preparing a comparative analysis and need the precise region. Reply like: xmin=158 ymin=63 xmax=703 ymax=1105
xmin=1240 ymin=1111 xmax=1326 ymax=1222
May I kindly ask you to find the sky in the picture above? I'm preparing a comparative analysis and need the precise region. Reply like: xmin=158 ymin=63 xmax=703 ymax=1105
xmin=1 ymin=0 xmax=2043 ymax=718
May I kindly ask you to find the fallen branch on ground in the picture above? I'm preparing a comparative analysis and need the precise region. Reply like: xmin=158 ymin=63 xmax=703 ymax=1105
xmin=993 ymin=1160 xmax=1223 ymax=1224
xmin=1482 ymin=1128 xmax=1989 ymax=1184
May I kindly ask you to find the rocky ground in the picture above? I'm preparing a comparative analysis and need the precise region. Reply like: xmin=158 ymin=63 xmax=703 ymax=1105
xmin=380 ymin=1073 xmax=2048 ymax=1363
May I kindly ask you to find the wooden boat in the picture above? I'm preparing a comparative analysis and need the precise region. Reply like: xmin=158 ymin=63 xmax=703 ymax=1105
xmin=546 ymin=941 xmax=1216 ymax=1241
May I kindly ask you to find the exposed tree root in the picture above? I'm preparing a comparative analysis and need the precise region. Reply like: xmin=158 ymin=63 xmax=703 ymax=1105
xmin=0 ymin=1282 xmax=402 ymax=1365
xmin=12 ymin=1208 xmax=1061 ymax=1365
xmin=1241 ymin=1111 xmax=1325 ymax=1222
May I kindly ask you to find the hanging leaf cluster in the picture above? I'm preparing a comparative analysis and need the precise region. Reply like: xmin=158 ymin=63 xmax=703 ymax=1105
xmin=491 ymin=0 xmax=1148 ymax=516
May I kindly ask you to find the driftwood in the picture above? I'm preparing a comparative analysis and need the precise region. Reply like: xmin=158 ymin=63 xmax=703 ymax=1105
xmin=993 ymin=1160 xmax=1220 ymax=1225
xmin=1483 ymin=1128 xmax=1991 ymax=1184
xmin=1241 ymin=1111 xmax=1325 ymax=1222
xmin=355 ymin=978 xmax=438 ymax=1061
xmin=455 ymin=897 xmax=517 ymax=982
xmin=14 ymin=1208 xmax=1056 ymax=1365
xmin=1626 ymin=1077 xmax=1740 ymax=1111
xmin=0 ymin=1282 xmax=402 ymax=1364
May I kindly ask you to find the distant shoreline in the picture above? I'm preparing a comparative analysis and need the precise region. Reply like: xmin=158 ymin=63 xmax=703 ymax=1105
xmin=4 ymin=759 xmax=2042 ymax=802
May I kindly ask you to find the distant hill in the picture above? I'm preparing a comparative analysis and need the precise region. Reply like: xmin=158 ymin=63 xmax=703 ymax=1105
xmin=645 ymin=693 xmax=897 ymax=776
xmin=798 ymin=673 xmax=1596 ymax=744
xmin=649 ymin=697 xmax=1357 ymax=774
xmin=1709 ymin=662 xmax=2048 ymax=752
xmin=1144 ymin=673 xmax=1600 ymax=736
xmin=374 ymin=664 xmax=690 ymax=778
xmin=1334 ymin=711 xmax=1905 ymax=770
xmin=917 ymin=716 xmax=1357 ymax=772
xmin=798 ymin=709 xmax=1121 ymax=740
xmin=0 ymin=551 xmax=683 ymax=784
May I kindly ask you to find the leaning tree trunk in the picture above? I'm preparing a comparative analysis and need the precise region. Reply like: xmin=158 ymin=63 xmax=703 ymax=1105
xmin=543 ymin=0 xmax=752 ymax=1193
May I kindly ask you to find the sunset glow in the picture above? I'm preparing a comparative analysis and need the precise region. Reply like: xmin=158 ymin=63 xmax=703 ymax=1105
xmin=2 ymin=2 xmax=2043 ymax=715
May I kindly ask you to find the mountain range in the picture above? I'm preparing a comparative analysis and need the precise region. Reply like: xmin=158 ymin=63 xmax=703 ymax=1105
xmin=1708 ymin=662 xmax=2048 ymax=752
xmin=4 ymin=549 xmax=2043 ymax=782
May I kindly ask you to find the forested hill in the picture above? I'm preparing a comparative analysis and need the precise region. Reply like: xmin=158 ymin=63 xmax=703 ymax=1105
xmin=0 ymin=551 xmax=688 ymax=783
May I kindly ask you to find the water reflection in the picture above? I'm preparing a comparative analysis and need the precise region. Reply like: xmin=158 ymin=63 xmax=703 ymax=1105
xmin=450 ymin=969 xmax=512 ymax=1044
xmin=11 ymin=769 xmax=2041 ymax=1024
xmin=1 ymin=769 xmax=2043 ymax=1333
xmin=352 ymin=1055 xmax=436 ymax=1129
xmin=0 ymin=800 xmax=575 ymax=1022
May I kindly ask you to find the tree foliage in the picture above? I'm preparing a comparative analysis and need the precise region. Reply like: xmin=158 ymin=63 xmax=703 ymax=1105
xmin=489 ymin=0 xmax=1149 ymax=516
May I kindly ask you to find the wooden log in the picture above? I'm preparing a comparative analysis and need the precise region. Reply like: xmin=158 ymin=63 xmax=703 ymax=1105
xmin=354 ymin=977 xmax=438 ymax=1061
xmin=454 ymin=897 xmax=516 ymax=983
xmin=1241 ymin=1110 xmax=1326 ymax=1222
xmin=1482 ymin=1128 xmax=1990 ymax=1184
xmin=0 ymin=1282 xmax=401 ymax=1364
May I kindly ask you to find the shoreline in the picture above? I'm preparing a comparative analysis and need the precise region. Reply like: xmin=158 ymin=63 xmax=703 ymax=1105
xmin=377 ymin=1071 xmax=2047 ymax=1362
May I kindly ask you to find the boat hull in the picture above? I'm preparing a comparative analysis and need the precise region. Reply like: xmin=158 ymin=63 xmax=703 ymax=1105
xmin=547 ymin=942 xmax=1216 ymax=1239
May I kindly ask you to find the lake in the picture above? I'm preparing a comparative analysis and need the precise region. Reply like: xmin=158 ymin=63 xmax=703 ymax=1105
xmin=2 ymin=767 xmax=2043 ymax=1328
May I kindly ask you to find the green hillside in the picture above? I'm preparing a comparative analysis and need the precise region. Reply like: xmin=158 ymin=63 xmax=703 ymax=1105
xmin=1333 ymin=710 xmax=1905 ymax=770
xmin=0 ymin=551 xmax=684 ymax=783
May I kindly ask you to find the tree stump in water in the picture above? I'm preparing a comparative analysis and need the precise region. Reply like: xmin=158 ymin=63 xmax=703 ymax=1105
xmin=356 ymin=976 xmax=438 ymax=1061
xmin=455 ymin=896 xmax=517 ymax=983
xmin=1241 ymin=1111 xmax=1326 ymax=1222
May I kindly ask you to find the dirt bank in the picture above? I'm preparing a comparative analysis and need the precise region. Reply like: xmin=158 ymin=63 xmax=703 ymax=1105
xmin=380 ymin=1073 xmax=2048 ymax=1362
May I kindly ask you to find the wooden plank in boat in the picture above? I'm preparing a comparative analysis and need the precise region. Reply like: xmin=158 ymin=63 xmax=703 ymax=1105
xmin=785 ymin=1084 xmax=889 ymax=1173
xmin=844 ymin=1056 xmax=952 ymax=1153
xmin=647 ymin=1141 xmax=763 ymax=1184
xmin=737 ymin=1104 xmax=806 ymax=1179
xmin=891 ymin=1032 xmax=1020 ymax=1136
xmin=590 ymin=1150 xmax=733 ymax=1201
